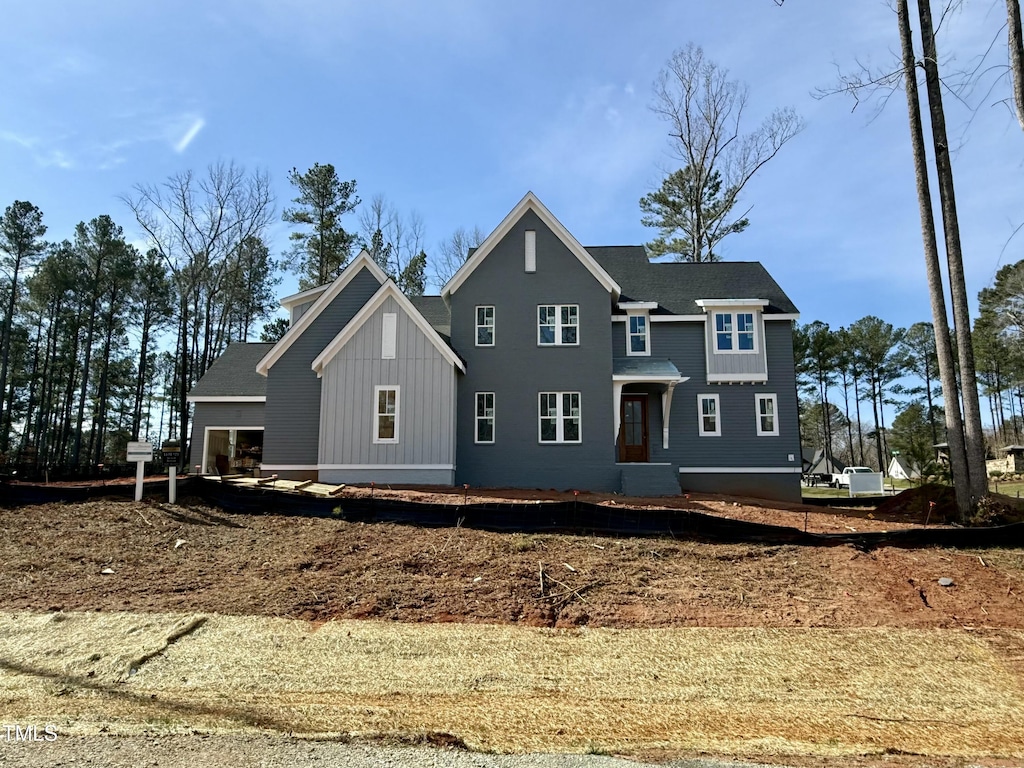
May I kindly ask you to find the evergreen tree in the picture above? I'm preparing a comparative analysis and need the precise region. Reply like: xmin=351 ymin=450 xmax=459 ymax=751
xmin=282 ymin=163 xmax=359 ymax=289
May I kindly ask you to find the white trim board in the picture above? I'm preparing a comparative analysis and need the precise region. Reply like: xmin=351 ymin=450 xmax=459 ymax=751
xmin=319 ymin=464 xmax=455 ymax=470
xmin=257 ymin=251 xmax=390 ymax=376
xmin=260 ymin=463 xmax=454 ymax=471
xmin=310 ymin=281 xmax=466 ymax=375
xmin=188 ymin=395 xmax=266 ymax=403
xmin=279 ymin=283 xmax=329 ymax=310
xmin=678 ymin=466 xmax=802 ymax=474
xmin=442 ymin=191 xmax=621 ymax=299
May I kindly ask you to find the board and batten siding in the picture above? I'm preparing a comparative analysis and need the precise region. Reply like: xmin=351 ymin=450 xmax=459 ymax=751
xmin=318 ymin=295 xmax=456 ymax=484
xmin=702 ymin=313 xmax=769 ymax=380
xmin=262 ymin=266 xmax=383 ymax=474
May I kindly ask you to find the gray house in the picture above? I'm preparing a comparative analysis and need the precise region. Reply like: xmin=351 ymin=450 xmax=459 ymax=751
xmin=188 ymin=192 xmax=802 ymax=501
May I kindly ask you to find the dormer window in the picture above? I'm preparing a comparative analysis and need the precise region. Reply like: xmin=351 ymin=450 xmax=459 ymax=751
xmin=715 ymin=311 xmax=756 ymax=353
xmin=695 ymin=299 xmax=769 ymax=384
xmin=619 ymin=302 xmax=657 ymax=358
xmin=628 ymin=315 xmax=648 ymax=355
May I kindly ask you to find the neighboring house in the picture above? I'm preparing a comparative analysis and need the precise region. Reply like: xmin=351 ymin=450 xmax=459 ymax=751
xmin=985 ymin=445 xmax=1024 ymax=476
xmin=803 ymin=448 xmax=845 ymax=478
xmin=887 ymin=456 xmax=922 ymax=481
xmin=188 ymin=192 xmax=803 ymax=502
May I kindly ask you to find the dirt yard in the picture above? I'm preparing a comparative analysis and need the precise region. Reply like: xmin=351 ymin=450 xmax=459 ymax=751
xmin=0 ymin=493 xmax=1021 ymax=629
xmin=2 ymin=491 xmax=1024 ymax=767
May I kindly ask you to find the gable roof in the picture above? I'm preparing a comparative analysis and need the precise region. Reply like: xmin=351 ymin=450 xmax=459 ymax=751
xmin=311 ymin=281 xmax=466 ymax=376
xmin=256 ymin=251 xmax=389 ymax=376
xmin=442 ymin=191 xmax=621 ymax=300
xmin=588 ymin=247 xmax=799 ymax=316
xmin=408 ymin=295 xmax=450 ymax=336
xmin=187 ymin=342 xmax=274 ymax=400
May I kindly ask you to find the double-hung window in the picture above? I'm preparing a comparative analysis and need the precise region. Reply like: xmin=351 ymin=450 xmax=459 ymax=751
xmin=538 ymin=305 xmax=579 ymax=345
xmin=714 ymin=311 xmax=756 ymax=352
xmin=698 ymin=394 xmax=720 ymax=437
xmin=539 ymin=392 xmax=581 ymax=443
xmin=475 ymin=392 xmax=495 ymax=443
xmin=756 ymin=393 xmax=779 ymax=436
xmin=476 ymin=306 xmax=495 ymax=346
xmin=627 ymin=314 xmax=649 ymax=355
xmin=374 ymin=386 xmax=399 ymax=443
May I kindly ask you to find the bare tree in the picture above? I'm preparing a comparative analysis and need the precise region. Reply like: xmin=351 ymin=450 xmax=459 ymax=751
xmin=122 ymin=161 xmax=275 ymax=456
xmin=646 ymin=44 xmax=804 ymax=261
xmin=434 ymin=225 xmax=485 ymax=287
xmin=358 ymin=193 xmax=428 ymax=288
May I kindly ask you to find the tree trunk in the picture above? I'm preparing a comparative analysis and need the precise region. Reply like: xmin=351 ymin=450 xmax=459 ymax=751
xmin=898 ymin=0 xmax=972 ymax=517
xmin=133 ymin=311 xmax=152 ymax=440
xmin=1008 ymin=0 xmax=1024 ymax=130
xmin=917 ymin=0 xmax=988 ymax=504
xmin=0 ymin=250 xmax=23 ymax=452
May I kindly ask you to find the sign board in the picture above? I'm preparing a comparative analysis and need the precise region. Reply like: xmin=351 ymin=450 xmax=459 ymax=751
xmin=162 ymin=445 xmax=181 ymax=454
xmin=126 ymin=441 xmax=154 ymax=462
xmin=848 ymin=472 xmax=884 ymax=496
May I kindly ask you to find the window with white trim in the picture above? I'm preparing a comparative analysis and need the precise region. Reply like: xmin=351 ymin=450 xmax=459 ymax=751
xmin=714 ymin=311 xmax=756 ymax=353
xmin=698 ymin=394 xmax=720 ymax=437
xmin=475 ymin=392 xmax=494 ymax=443
xmin=756 ymin=393 xmax=779 ymax=436
xmin=539 ymin=392 xmax=581 ymax=443
xmin=374 ymin=386 xmax=399 ymax=443
xmin=476 ymin=306 xmax=495 ymax=346
xmin=538 ymin=305 xmax=579 ymax=345
xmin=627 ymin=314 xmax=649 ymax=356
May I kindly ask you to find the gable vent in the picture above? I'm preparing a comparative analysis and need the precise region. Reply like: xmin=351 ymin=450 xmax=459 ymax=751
xmin=381 ymin=312 xmax=397 ymax=359
xmin=525 ymin=230 xmax=536 ymax=273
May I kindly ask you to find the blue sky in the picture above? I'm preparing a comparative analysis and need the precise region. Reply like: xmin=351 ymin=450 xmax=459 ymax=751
xmin=2 ymin=0 xmax=1022 ymax=336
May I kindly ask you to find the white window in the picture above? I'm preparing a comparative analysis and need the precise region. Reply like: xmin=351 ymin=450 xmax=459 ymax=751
xmin=538 ymin=392 xmax=581 ymax=443
xmin=525 ymin=230 xmax=536 ymax=273
xmin=373 ymin=385 xmax=399 ymax=443
xmin=627 ymin=313 xmax=649 ymax=356
xmin=698 ymin=394 xmax=720 ymax=437
xmin=476 ymin=306 xmax=495 ymax=346
xmin=714 ymin=311 xmax=756 ymax=353
xmin=381 ymin=312 xmax=397 ymax=359
xmin=475 ymin=392 xmax=495 ymax=443
xmin=756 ymin=393 xmax=779 ymax=436
xmin=538 ymin=304 xmax=579 ymax=346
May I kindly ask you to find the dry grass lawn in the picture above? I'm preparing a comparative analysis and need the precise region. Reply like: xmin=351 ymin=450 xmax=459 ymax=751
xmin=1 ymin=611 xmax=1022 ymax=760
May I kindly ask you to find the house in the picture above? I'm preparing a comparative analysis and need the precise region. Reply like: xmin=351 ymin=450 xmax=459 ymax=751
xmin=985 ymin=445 xmax=1024 ymax=476
xmin=188 ymin=192 xmax=803 ymax=502
xmin=887 ymin=455 xmax=921 ymax=481
xmin=802 ymin=447 xmax=845 ymax=481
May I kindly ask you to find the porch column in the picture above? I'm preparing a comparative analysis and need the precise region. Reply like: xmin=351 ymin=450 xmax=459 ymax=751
xmin=661 ymin=382 xmax=677 ymax=450
xmin=612 ymin=380 xmax=624 ymax=446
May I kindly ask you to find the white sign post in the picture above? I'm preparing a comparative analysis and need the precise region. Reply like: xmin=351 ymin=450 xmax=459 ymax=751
xmin=126 ymin=441 xmax=154 ymax=502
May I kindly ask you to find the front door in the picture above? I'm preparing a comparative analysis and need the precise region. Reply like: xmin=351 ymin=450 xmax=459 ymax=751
xmin=619 ymin=394 xmax=649 ymax=463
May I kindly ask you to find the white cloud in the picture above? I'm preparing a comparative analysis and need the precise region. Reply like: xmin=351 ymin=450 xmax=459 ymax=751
xmin=173 ymin=117 xmax=205 ymax=154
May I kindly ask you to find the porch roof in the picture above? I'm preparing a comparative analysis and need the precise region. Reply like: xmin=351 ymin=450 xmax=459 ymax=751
xmin=613 ymin=358 xmax=683 ymax=381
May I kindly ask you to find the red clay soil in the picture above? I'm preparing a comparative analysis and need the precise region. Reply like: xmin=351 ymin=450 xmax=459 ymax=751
xmin=0 ymin=494 xmax=1021 ymax=629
